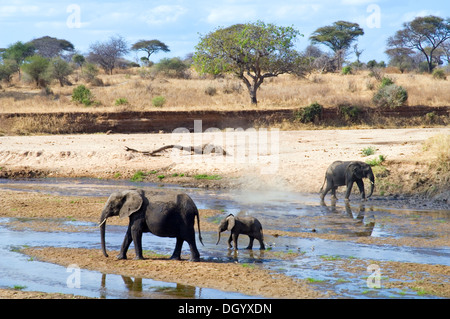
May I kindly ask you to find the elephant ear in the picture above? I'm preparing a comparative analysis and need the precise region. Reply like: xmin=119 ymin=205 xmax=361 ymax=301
xmin=349 ymin=162 xmax=363 ymax=179
xmin=226 ymin=214 xmax=235 ymax=231
xmin=119 ymin=190 xmax=144 ymax=219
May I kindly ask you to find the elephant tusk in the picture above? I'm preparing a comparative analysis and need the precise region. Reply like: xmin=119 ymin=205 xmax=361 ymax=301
xmin=369 ymin=180 xmax=374 ymax=185
xmin=98 ymin=218 xmax=107 ymax=228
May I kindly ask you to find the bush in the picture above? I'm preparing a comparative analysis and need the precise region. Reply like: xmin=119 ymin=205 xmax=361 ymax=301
xmin=341 ymin=66 xmax=352 ymax=75
xmin=432 ymin=69 xmax=447 ymax=80
xmin=295 ymin=102 xmax=323 ymax=123
xmin=338 ymin=105 xmax=361 ymax=122
xmin=152 ymin=96 xmax=166 ymax=107
xmin=379 ymin=76 xmax=394 ymax=88
xmin=115 ymin=98 xmax=128 ymax=106
xmin=72 ymin=85 xmax=93 ymax=106
xmin=154 ymin=57 xmax=188 ymax=78
xmin=204 ymin=86 xmax=217 ymax=96
xmin=372 ymin=84 xmax=408 ymax=109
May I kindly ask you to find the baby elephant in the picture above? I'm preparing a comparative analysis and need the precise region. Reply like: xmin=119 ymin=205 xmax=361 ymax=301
xmin=216 ymin=214 xmax=265 ymax=250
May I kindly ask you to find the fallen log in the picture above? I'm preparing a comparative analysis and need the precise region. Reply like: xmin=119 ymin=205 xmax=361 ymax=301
xmin=124 ymin=144 xmax=227 ymax=156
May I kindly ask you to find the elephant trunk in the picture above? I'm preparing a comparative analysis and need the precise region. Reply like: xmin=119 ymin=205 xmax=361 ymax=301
xmin=367 ymin=172 xmax=375 ymax=198
xmin=216 ymin=230 xmax=222 ymax=245
xmin=99 ymin=209 xmax=109 ymax=257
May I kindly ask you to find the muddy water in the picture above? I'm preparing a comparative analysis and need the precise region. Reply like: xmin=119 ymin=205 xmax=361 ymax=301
xmin=0 ymin=178 xmax=449 ymax=299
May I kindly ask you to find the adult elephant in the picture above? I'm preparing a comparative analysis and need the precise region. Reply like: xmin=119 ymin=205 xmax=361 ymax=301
xmin=320 ymin=161 xmax=375 ymax=201
xmin=99 ymin=189 xmax=203 ymax=262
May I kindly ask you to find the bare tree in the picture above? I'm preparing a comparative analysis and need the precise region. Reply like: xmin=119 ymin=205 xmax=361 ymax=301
xmin=87 ymin=35 xmax=129 ymax=75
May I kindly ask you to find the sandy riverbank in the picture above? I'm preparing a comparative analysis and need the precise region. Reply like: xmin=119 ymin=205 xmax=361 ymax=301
xmin=1 ymin=128 xmax=448 ymax=198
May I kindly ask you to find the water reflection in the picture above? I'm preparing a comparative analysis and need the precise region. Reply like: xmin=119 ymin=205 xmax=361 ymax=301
xmin=319 ymin=201 xmax=376 ymax=237
xmin=99 ymin=274 xmax=201 ymax=299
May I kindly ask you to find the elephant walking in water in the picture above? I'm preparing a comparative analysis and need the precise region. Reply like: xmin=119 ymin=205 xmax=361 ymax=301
xmin=216 ymin=214 xmax=265 ymax=250
xmin=320 ymin=161 xmax=375 ymax=201
xmin=99 ymin=189 xmax=203 ymax=262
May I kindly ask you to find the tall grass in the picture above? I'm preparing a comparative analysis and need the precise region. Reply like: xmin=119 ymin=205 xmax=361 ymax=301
xmin=0 ymin=69 xmax=448 ymax=113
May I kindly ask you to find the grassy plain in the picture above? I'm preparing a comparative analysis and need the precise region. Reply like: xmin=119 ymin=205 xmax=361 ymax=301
xmin=0 ymin=68 xmax=449 ymax=114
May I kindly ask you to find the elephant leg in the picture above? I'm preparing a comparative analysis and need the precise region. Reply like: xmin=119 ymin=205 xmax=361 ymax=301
xmin=356 ymin=179 xmax=366 ymax=200
xmin=331 ymin=187 xmax=338 ymax=200
xmin=227 ymin=234 xmax=233 ymax=249
xmin=131 ymin=226 xmax=144 ymax=260
xmin=232 ymin=233 xmax=239 ymax=250
xmin=246 ymin=236 xmax=254 ymax=250
xmin=170 ymin=237 xmax=183 ymax=260
xmin=258 ymin=235 xmax=265 ymax=250
xmin=345 ymin=181 xmax=354 ymax=200
xmin=321 ymin=180 xmax=333 ymax=200
xmin=187 ymin=239 xmax=200 ymax=262
xmin=117 ymin=226 xmax=133 ymax=260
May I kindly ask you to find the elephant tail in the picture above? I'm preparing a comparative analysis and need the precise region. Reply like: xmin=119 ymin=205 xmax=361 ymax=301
xmin=196 ymin=208 xmax=204 ymax=246
xmin=319 ymin=175 xmax=326 ymax=192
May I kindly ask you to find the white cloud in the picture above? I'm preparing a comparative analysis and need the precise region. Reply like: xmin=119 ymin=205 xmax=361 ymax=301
xmin=141 ymin=5 xmax=187 ymax=25
xmin=206 ymin=6 xmax=257 ymax=24
xmin=0 ymin=4 xmax=39 ymax=17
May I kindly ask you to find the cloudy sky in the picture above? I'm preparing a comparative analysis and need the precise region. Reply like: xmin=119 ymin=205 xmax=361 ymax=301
xmin=1 ymin=0 xmax=448 ymax=64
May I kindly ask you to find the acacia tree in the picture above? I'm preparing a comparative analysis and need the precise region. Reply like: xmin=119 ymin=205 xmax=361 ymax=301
xmin=310 ymin=21 xmax=364 ymax=70
xmin=387 ymin=15 xmax=450 ymax=73
xmin=194 ymin=21 xmax=306 ymax=105
xmin=131 ymin=39 xmax=170 ymax=65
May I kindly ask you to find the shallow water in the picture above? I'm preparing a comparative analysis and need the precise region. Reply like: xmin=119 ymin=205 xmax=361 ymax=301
xmin=0 ymin=178 xmax=449 ymax=299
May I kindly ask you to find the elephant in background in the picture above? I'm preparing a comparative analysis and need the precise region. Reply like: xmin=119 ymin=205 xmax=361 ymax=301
xmin=99 ymin=189 xmax=203 ymax=262
xmin=320 ymin=161 xmax=375 ymax=201
xmin=216 ymin=214 xmax=265 ymax=250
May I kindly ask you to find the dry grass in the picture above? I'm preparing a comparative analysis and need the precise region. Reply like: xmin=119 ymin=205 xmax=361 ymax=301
xmin=0 ymin=68 xmax=448 ymax=114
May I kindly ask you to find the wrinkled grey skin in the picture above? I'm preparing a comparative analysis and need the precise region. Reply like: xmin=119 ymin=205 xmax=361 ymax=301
xmin=99 ymin=189 xmax=203 ymax=262
xmin=216 ymin=214 xmax=265 ymax=250
xmin=320 ymin=161 xmax=375 ymax=201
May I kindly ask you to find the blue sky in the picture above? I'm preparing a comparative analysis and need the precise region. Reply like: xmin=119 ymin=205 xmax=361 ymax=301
xmin=1 ymin=0 xmax=448 ymax=64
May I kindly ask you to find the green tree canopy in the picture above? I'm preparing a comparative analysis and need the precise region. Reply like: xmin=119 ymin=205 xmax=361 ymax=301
xmin=310 ymin=21 xmax=364 ymax=69
xmin=1 ymin=41 xmax=35 ymax=79
xmin=131 ymin=39 xmax=170 ymax=63
xmin=310 ymin=21 xmax=364 ymax=52
xmin=386 ymin=15 xmax=450 ymax=73
xmin=21 ymin=55 xmax=50 ymax=87
xmin=194 ymin=21 xmax=305 ymax=104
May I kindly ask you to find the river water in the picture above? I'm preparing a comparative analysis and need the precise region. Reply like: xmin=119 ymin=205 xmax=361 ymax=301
xmin=0 ymin=178 xmax=448 ymax=299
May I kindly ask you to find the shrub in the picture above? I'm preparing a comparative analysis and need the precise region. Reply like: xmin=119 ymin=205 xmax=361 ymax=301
xmin=295 ymin=102 xmax=323 ymax=123
xmin=154 ymin=57 xmax=188 ymax=78
xmin=204 ymin=86 xmax=217 ymax=96
xmin=379 ymin=76 xmax=394 ymax=88
xmin=338 ymin=105 xmax=361 ymax=122
xmin=372 ymin=84 xmax=408 ymax=109
xmin=81 ymin=63 xmax=99 ymax=82
xmin=361 ymin=146 xmax=376 ymax=157
xmin=152 ymin=96 xmax=166 ymax=107
xmin=115 ymin=98 xmax=128 ymax=106
xmin=432 ymin=69 xmax=446 ymax=80
xmin=341 ymin=66 xmax=352 ymax=75
xmin=72 ymin=85 xmax=93 ymax=106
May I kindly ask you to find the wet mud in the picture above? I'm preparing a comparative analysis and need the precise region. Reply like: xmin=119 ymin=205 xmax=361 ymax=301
xmin=0 ymin=178 xmax=449 ymax=299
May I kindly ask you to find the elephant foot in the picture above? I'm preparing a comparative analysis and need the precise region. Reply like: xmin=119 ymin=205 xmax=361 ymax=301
xmin=134 ymin=256 xmax=145 ymax=260
xmin=244 ymin=246 xmax=253 ymax=250
xmin=169 ymin=255 xmax=181 ymax=261
xmin=116 ymin=254 xmax=127 ymax=260
xmin=190 ymin=257 xmax=201 ymax=262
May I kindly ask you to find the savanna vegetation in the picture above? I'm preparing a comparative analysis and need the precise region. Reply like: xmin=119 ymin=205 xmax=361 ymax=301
xmin=0 ymin=16 xmax=448 ymax=117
